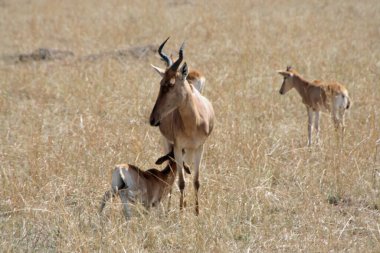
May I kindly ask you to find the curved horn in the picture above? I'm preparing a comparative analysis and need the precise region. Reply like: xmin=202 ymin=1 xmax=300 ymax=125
xmin=158 ymin=37 xmax=172 ymax=67
xmin=169 ymin=42 xmax=185 ymax=71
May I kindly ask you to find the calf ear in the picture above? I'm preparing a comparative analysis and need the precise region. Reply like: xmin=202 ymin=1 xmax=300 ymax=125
xmin=151 ymin=64 xmax=166 ymax=77
xmin=155 ymin=155 xmax=168 ymax=165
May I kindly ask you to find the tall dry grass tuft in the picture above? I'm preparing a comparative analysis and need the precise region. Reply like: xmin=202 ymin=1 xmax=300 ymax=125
xmin=1 ymin=0 xmax=379 ymax=251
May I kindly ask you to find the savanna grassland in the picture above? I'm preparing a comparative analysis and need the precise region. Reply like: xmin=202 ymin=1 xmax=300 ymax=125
xmin=1 ymin=0 xmax=380 ymax=251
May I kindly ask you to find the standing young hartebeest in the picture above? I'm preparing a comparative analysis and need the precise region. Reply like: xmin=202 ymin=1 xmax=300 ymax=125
xmin=149 ymin=38 xmax=215 ymax=214
xmin=278 ymin=66 xmax=351 ymax=146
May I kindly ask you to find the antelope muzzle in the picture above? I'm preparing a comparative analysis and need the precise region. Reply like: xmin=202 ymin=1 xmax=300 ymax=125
xmin=149 ymin=110 xmax=160 ymax=127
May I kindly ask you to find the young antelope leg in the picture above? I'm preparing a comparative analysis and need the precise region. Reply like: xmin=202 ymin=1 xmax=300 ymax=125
xmin=119 ymin=189 xmax=131 ymax=220
xmin=307 ymin=107 xmax=313 ymax=146
xmin=99 ymin=168 xmax=125 ymax=214
xmin=314 ymin=111 xmax=320 ymax=144
xmin=331 ymin=100 xmax=340 ymax=130
xmin=338 ymin=108 xmax=346 ymax=145
xmin=99 ymin=190 xmax=115 ymax=214
xmin=331 ymin=100 xmax=342 ymax=145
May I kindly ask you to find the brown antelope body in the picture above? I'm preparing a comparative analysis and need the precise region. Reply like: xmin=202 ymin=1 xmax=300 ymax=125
xmin=278 ymin=66 xmax=351 ymax=146
xmin=149 ymin=38 xmax=215 ymax=214
xmin=99 ymin=151 xmax=190 ymax=220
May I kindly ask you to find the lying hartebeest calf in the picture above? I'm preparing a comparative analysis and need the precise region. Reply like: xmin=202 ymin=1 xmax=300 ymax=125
xmin=99 ymin=151 xmax=190 ymax=220
xmin=149 ymin=38 xmax=215 ymax=215
xmin=278 ymin=66 xmax=351 ymax=146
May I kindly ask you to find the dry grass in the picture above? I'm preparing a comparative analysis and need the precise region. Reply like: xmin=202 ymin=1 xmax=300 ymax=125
xmin=1 ymin=0 xmax=380 ymax=251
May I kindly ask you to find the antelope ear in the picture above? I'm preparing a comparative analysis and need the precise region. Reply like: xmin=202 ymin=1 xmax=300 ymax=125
xmin=155 ymin=155 xmax=168 ymax=165
xmin=181 ymin=62 xmax=188 ymax=80
xmin=151 ymin=64 xmax=166 ymax=77
xmin=277 ymin=71 xmax=293 ymax=77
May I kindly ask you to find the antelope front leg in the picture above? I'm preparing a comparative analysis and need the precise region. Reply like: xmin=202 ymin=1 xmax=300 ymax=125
xmin=193 ymin=145 xmax=204 ymax=215
xmin=174 ymin=146 xmax=185 ymax=211
xmin=307 ymin=107 xmax=313 ymax=146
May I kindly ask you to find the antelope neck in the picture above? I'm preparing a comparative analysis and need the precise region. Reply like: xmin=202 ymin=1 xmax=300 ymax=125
xmin=177 ymin=86 xmax=200 ymax=129
xmin=292 ymin=75 xmax=310 ymax=100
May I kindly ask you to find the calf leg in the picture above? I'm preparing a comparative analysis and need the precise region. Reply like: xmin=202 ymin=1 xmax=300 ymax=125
xmin=338 ymin=108 xmax=346 ymax=145
xmin=119 ymin=189 xmax=131 ymax=220
xmin=331 ymin=98 xmax=345 ymax=147
xmin=99 ymin=190 xmax=116 ymax=214
xmin=314 ymin=111 xmax=320 ymax=144
xmin=307 ymin=107 xmax=313 ymax=146
xmin=331 ymin=99 xmax=340 ymax=130
xmin=99 ymin=167 xmax=126 ymax=214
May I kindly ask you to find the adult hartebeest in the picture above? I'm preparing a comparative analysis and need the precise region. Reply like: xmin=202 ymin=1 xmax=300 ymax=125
xmin=278 ymin=66 xmax=351 ymax=146
xmin=149 ymin=38 xmax=215 ymax=214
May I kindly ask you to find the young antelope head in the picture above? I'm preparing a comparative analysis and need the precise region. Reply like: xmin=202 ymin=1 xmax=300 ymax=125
xmin=149 ymin=38 xmax=189 ymax=127
xmin=278 ymin=66 xmax=297 ymax=95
